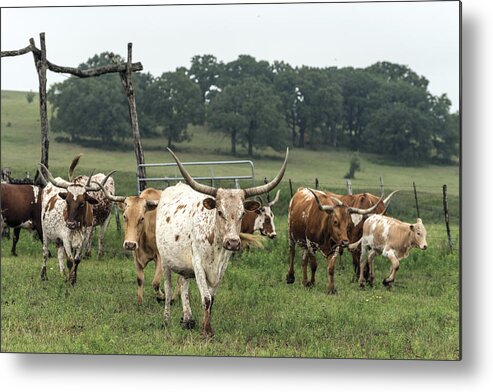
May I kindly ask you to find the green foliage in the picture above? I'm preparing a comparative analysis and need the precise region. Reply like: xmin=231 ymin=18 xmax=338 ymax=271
xmin=25 ymin=90 xmax=35 ymax=104
xmin=147 ymin=68 xmax=204 ymax=148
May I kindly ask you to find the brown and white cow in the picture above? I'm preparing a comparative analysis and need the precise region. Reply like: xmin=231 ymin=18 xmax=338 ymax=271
xmin=349 ymin=215 xmax=428 ymax=288
xmin=38 ymin=164 xmax=112 ymax=285
xmin=68 ymin=154 xmax=116 ymax=258
xmin=339 ymin=191 xmax=397 ymax=281
xmin=95 ymin=183 xmax=165 ymax=305
xmin=286 ymin=187 xmax=385 ymax=294
xmin=241 ymin=190 xmax=281 ymax=239
xmin=156 ymin=148 xmax=288 ymax=337
xmin=0 ymin=183 xmax=43 ymax=256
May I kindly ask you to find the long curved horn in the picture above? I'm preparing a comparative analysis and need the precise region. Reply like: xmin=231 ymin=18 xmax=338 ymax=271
xmin=383 ymin=190 xmax=399 ymax=206
xmin=68 ymin=154 xmax=83 ymax=181
xmin=92 ymin=178 xmax=125 ymax=202
xmin=39 ymin=163 xmax=71 ymax=189
xmin=85 ymin=170 xmax=117 ymax=192
xmin=167 ymin=148 xmax=217 ymax=197
xmin=348 ymin=197 xmax=383 ymax=215
xmin=308 ymin=188 xmax=335 ymax=212
xmin=330 ymin=196 xmax=343 ymax=206
xmin=243 ymin=148 xmax=289 ymax=198
xmin=268 ymin=190 xmax=281 ymax=207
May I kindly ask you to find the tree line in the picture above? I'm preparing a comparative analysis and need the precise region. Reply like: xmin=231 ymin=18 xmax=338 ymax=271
xmin=47 ymin=53 xmax=459 ymax=164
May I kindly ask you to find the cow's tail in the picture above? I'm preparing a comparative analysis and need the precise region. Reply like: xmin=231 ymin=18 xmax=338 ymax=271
xmin=68 ymin=154 xmax=83 ymax=181
xmin=239 ymin=233 xmax=265 ymax=249
xmin=348 ymin=238 xmax=362 ymax=252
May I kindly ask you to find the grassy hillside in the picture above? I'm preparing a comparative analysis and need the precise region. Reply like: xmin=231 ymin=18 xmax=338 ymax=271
xmin=1 ymin=90 xmax=459 ymax=197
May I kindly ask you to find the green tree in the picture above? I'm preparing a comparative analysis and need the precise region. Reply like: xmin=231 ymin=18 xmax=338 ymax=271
xmin=147 ymin=68 xmax=204 ymax=148
xmin=189 ymin=54 xmax=223 ymax=103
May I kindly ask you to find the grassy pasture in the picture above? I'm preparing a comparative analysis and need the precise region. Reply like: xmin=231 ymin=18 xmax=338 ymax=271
xmin=1 ymin=89 xmax=460 ymax=359
xmin=1 ymin=218 xmax=459 ymax=359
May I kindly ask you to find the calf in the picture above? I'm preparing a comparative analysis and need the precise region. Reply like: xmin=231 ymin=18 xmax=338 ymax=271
xmin=96 ymin=183 xmax=164 ymax=305
xmin=0 ymin=183 xmax=43 ymax=256
xmin=349 ymin=215 xmax=428 ymax=288
xmin=38 ymin=164 xmax=110 ymax=285
xmin=241 ymin=190 xmax=280 ymax=239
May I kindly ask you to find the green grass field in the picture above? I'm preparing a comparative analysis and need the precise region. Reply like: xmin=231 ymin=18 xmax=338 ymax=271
xmin=1 ymin=90 xmax=460 ymax=359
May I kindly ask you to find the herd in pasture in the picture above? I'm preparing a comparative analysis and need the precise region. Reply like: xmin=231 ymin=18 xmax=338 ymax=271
xmin=1 ymin=149 xmax=428 ymax=337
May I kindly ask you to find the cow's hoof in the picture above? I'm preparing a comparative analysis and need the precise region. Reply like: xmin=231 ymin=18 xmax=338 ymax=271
xmin=181 ymin=318 xmax=196 ymax=330
xmin=383 ymin=279 xmax=392 ymax=287
xmin=11 ymin=252 xmax=18 ymax=257
xmin=156 ymin=296 xmax=165 ymax=304
xmin=327 ymin=288 xmax=337 ymax=295
xmin=286 ymin=274 xmax=295 ymax=284
xmin=359 ymin=283 xmax=365 ymax=289
xmin=304 ymin=281 xmax=314 ymax=288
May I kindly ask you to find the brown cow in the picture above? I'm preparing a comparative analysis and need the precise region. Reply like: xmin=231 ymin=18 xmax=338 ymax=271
xmin=95 ymin=183 xmax=164 ymax=305
xmin=349 ymin=215 xmax=428 ymax=287
xmin=286 ymin=187 xmax=382 ymax=294
xmin=38 ymin=164 xmax=112 ymax=285
xmin=0 ymin=183 xmax=43 ymax=256
xmin=241 ymin=190 xmax=280 ymax=239
xmin=68 ymin=155 xmax=116 ymax=258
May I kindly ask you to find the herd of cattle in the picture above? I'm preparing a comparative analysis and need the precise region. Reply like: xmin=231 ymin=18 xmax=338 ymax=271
xmin=0 ymin=148 xmax=428 ymax=337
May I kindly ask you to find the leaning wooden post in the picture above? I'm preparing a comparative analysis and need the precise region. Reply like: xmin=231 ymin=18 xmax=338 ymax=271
xmin=346 ymin=179 xmax=352 ymax=195
xmin=119 ymin=43 xmax=146 ymax=192
xmin=379 ymin=176 xmax=384 ymax=197
xmin=315 ymin=178 xmax=319 ymax=189
xmin=264 ymin=177 xmax=270 ymax=202
xmin=288 ymin=178 xmax=293 ymax=198
xmin=442 ymin=184 xmax=453 ymax=252
xmin=413 ymin=181 xmax=420 ymax=218
xmin=31 ymin=34 xmax=49 ymax=185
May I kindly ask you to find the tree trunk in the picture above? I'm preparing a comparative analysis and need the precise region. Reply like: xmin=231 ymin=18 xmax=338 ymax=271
xmin=167 ymin=135 xmax=172 ymax=149
xmin=231 ymin=128 xmax=237 ymax=155
xmin=298 ymin=127 xmax=305 ymax=148
xmin=248 ymin=138 xmax=253 ymax=157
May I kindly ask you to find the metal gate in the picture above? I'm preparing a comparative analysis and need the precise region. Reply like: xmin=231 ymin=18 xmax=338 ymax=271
xmin=136 ymin=160 xmax=255 ymax=194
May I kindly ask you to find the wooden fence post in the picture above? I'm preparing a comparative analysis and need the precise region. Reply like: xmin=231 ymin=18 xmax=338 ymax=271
xmin=118 ymin=43 xmax=146 ymax=192
xmin=379 ymin=176 xmax=384 ymax=197
xmin=31 ymin=34 xmax=49 ymax=186
xmin=413 ymin=181 xmax=420 ymax=218
xmin=289 ymin=178 xmax=293 ymax=198
xmin=315 ymin=178 xmax=319 ymax=189
xmin=346 ymin=179 xmax=352 ymax=195
xmin=442 ymin=184 xmax=453 ymax=252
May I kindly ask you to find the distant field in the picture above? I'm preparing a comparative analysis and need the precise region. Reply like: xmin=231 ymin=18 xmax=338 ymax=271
xmin=1 ymin=90 xmax=459 ymax=198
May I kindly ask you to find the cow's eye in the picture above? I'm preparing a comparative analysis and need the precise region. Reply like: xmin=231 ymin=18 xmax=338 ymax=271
xmin=334 ymin=220 xmax=338 ymax=226
xmin=218 ymin=210 xmax=224 ymax=219
xmin=139 ymin=217 xmax=144 ymax=224
xmin=79 ymin=203 xmax=84 ymax=209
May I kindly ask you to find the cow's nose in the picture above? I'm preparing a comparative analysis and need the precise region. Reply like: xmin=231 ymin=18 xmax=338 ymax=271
xmin=268 ymin=233 xmax=277 ymax=239
xmin=66 ymin=221 xmax=77 ymax=230
xmin=422 ymin=245 xmax=428 ymax=250
xmin=341 ymin=240 xmax=349 ymax=247
xmin=223 ymin=238 xmax=240 ymax=251
xmin=124 ymin=241 xmax=137 ymax=251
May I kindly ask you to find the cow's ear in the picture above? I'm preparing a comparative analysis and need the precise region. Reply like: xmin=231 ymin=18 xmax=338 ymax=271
xmin=203 ymin=197 xmax=216 ymax=210
xmin=244 ymin=200 xmax=261 ymax=212
xmin=409 ymin=224 xmax=415 ymax=232
xmin=85 ymin=194 xmax=99 ymax=205
xmin=58 ymin=192 xmax=68 ymax=200
xmin=145 ymin=200 xmax=158 ymax=211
